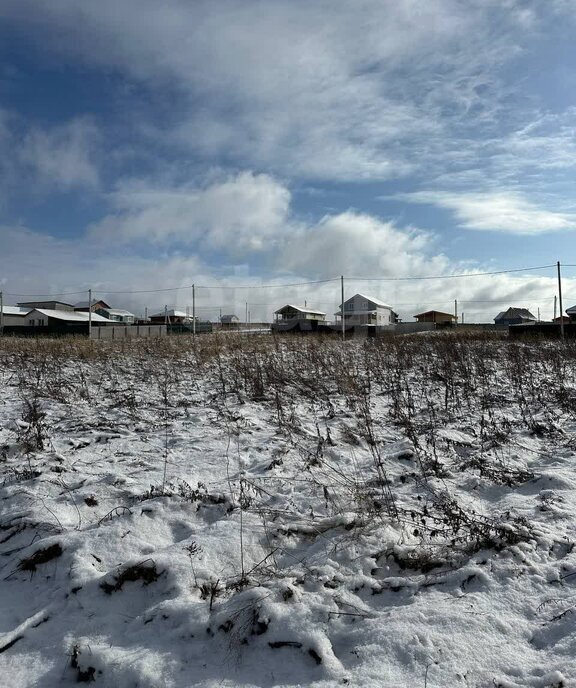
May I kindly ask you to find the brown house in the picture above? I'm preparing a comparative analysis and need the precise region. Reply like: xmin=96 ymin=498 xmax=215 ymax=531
xmin=414 ymin=310 xmax=457 ymax=324
xmin=74 ymin=299 xmax=111 ymax=312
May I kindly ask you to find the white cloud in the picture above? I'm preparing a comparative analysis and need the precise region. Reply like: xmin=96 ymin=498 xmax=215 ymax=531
xmin=1 ymin=186 xmax=565 ymax=324
xmin=279 ymin=211 xmax=451 ymax=280
xmin=396 ymin=190 xmax=576 ymax=234
xmin=90 ymin=172 xmax=291 ymax=253
xmin=19 ymin=118 xmax=100 ymax=190
xmin=0 ymin=0 xmax=545 ymax=181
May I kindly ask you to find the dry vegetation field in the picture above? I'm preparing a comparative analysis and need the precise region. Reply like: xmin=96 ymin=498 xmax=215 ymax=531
xmin=0 ymin=332 xmax=575 ymax=687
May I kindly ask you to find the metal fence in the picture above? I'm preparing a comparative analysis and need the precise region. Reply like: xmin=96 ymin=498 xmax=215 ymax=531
xmin=90 ymin=324 xmax=167 ymax=339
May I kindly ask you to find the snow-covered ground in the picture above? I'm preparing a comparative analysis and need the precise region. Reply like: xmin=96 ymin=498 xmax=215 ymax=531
xmin=0 ymin=333 xmax=574 ymax=687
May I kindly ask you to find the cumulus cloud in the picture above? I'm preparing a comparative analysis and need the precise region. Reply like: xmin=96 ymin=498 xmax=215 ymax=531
xmin=0 ymin=0 xmax=547 ymax=181
xmin=0 ymin=114 xmax=100 ymax=196
xmin=19 ymin=118 xmax=100 ymax=190
xmin=90 ymin=172 xmax=291 ymax=253
xmin=279 ymin=211 xmax=451 ymax=279
xmin=0 ymin=187 xmax=565 ymax=323
xmin=395 ymin=190 xmax=576 ymax=234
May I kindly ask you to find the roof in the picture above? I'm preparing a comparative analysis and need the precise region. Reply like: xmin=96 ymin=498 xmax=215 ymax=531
xmin=343 ymin=293 xmax=392 ymax=309
xmin=220 ymin=314 xmax=239 ymax=322
xmin=74 ymin=299 xmax=111 ymax=309
xmin=413 ymin=310 xmax=456 ymax=319
xmin=494 ymin=307 xmax=536 ymax=321
xmin=149 ymin=310 xmax=192 ymax=319
xmin=566 ymin=305 xmax=576 ymax=314
xmin=2 ymin=306 xmax=30 ymax=316
xmin=17 ymin=300 xmax=73 ymax=307
xmin=30 ymin=309 xmax=112 ymax=323
xmin=274 ymin=304 xmax=326 ymax=316
xmin=103 ymin=309 xmax=135 ymax=317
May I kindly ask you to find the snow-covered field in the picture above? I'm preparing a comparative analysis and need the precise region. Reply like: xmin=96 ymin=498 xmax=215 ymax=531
xmin=0 ymin=333 xmax=574 ymax=688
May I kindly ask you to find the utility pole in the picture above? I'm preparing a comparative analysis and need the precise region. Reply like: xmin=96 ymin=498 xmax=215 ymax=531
xmin=554 ymin=295 xmax=557 ymax=321
xmin=341 ymin=275 xmax=345 ymax=342
xmin=0 ymin=291 xmax=4 ymax=335
xmin=164 ymin=305 xmax=168 ymax=325
xmin=192 ymin=284 xmax=196 ymax=336
xmin=558 ymin=261 xmax=565 ymax=340
xmin=88 ymin=289 xmax=92 ymax=340
xmin=537 ymin=307 xmax=540 ymax=323
xmin=454 ymin=299 xmax=458 ymax=325
xmin=145 ymin=307 xmax=148 ymax=322
xmin=245 ymin=301 xmax=248 ymax=329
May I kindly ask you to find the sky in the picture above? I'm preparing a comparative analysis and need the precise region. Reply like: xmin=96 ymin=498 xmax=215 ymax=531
xmin=1 ymin=0 xmax=576 ymax=322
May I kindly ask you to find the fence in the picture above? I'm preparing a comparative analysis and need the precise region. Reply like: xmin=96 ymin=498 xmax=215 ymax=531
xmin=90 ymin=325 xmax=167 ymax=340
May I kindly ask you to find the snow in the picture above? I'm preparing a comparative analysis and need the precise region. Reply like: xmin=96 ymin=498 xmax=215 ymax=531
xmin=0 ymin=333 xmax=574 ymax=687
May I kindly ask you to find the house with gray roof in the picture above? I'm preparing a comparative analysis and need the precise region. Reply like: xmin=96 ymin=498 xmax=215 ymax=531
xmin=494 ymin=307 xmax=536 ymax=326
xmin=336 ymin=293 xmax=397 ymax=327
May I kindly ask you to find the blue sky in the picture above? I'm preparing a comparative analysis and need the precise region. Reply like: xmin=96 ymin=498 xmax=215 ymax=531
xmin=1 ymin=0 xmax=576 ymax=321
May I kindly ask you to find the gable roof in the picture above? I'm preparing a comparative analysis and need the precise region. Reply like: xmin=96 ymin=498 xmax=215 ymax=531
xmin=220 ymin=314 xmax=239 ymax=322
xmin=74 ymin=299 xmax=111 ymax=309
xmin=102 ymin=309 xmax=135 ymax=317
xmin=2 ymin=306 xmax=30 ymax=316
xmin=17 ymin=300 xmax=73 ymax=308
xmin=566 ymin=304 xmax=576 ymax=314
xmin=274 ymin=304 xmax=326 ymax=316
xmin=343 ymin=293 xmax=392 ymax=309
xmin=413 ymin=310 xmax=456 ymax=319
xmin=30 ymin=309 xmax=111 ymax=323
xmin=149 ymin=309 xmax=192 ymax=319
xmin=494 ymin=307 xmax=536 ymax=321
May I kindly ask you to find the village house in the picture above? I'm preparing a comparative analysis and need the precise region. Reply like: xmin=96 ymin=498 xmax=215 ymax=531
xmin=220 ymin=314 xmax=240 ymax=329
xmin=494 ymin=307 xmax=536 ymax=326
xmin=24 ymin=309 xmax=111 ymax=330
xmin=97 ymin=308 xmax=135 ymax=324
xmin=1 ymin=306 xmax=31 ymax=326
xmin=565 ymin=305 xmax=576 ymax=322
xmin=413 ymin=310 xmax=457 ymax=325
xmin=272 ymin=305 xmax=327 ymax=332
xmin=149 ymin=309 xmax=193 ymax=324
xmin=336 ymin=294 xmax=397 ymax=327
xmin=17 ymin=300 xmax=74 ymax=312
xmin=74 ymin=299 xmax=111 ymax=312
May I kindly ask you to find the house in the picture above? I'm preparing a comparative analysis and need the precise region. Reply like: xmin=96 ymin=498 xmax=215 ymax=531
xmin=553 ymin=315 xmax=571 ymax=324
xmin=220 ymin=314 xmax=240 ymax=329
xmin=274 ymin=305 xmax=326 ymax=322
xmin=494 ymin=307 xmax=536 ymax=326
xmin=74 ymin=299 xmax=111 ymax=312
xmin=24 ymin=309 xmax=112 ymax=329
xmin=335 ymin=294 xmax=397 ymax=327
xmin=414 ymin=310 xmax=457 ymax=325
xmin=149 ymin=309 xmax=193 ymax=324
xmin=565 ymin=305 xmax=576 ymax=322
xmin=17 ymin=300 xmax=74 ymax=312
xmin=1 ymin=306 xmax=31 ymax=326
xmin=272 ymin=305 xmax=326 ymax=333
xmin=97 ymin=308 xmax=135 ymax=324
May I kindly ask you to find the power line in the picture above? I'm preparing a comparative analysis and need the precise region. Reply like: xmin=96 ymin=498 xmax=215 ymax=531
xmin=347 ymin=264 xmax=556 ymax=282
xmin=4 ymin=290 xmax=89 ymax=298
xmin=2 ymin=263 xmax=561 ymax=299
xmin=102 ymin=277 xmax=340 ymax=295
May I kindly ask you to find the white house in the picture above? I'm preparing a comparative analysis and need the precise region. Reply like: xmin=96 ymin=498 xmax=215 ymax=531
xmin=97 ymin=308 xmax=136 ymax=324
xmin=25 ymin=309 xmax=112 ymax=328
xmin=565 ymin=304 xmax=576 ymax=322
xmin=1 ymin=306 xmax=31 ymax=326
xmin=336 ymin=293 xmax=396 ymax=327
xmin=274 ymin=305 xmax=326 ymax=322
xmin=149 ymin=309 xmax=194 ymax=324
